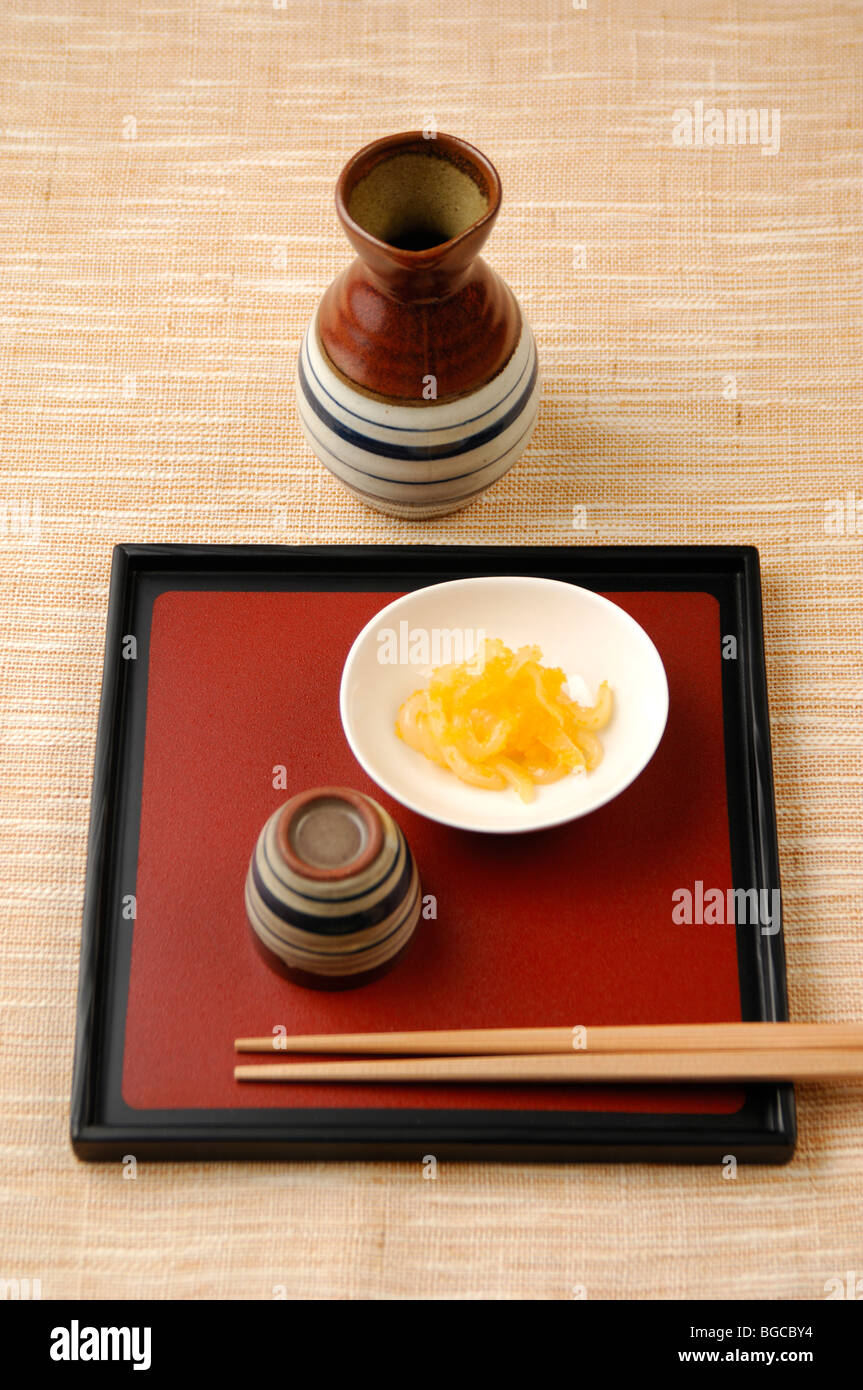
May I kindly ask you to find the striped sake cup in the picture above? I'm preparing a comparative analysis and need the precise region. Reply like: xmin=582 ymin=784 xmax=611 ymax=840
xmin=245 ymin=786 xmax=421 ymax=990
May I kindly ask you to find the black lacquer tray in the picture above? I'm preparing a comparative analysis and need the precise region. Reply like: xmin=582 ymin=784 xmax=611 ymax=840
xmin=71 ymin=545 xmax=794 ymax=1162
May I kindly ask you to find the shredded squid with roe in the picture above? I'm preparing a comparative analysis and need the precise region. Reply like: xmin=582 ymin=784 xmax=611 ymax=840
xmin=395 ymin=638 xmax=612 ymax=803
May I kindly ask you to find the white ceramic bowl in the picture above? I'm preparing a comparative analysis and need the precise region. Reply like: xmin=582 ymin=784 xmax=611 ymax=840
xmin=339 ymin=576 xmax=669 ymax=834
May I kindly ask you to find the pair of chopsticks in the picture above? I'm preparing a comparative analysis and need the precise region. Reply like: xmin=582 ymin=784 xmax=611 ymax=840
xmin=233 ymin=1022 xmax=863 ymax=1084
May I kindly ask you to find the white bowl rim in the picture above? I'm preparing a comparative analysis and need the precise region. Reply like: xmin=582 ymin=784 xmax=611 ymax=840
xmin=339 ymin=575 xmax=670 ymax=834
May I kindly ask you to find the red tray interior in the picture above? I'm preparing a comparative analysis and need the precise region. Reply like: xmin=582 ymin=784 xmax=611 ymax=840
xmin=123 ymin=587 xmax=744 ymax=1115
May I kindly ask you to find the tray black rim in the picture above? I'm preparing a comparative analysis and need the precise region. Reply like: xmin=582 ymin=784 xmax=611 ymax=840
xmin=70 ymin=543 xmax=796 ymax=1162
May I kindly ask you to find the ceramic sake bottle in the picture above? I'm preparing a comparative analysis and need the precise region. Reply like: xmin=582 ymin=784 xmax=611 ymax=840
xmin=296 ymin=131 xmax=540 ymax=519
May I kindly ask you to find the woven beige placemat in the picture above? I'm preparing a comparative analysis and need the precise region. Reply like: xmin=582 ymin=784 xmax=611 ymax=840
xmin=1 ymin=0 xmax=861 ymax=1300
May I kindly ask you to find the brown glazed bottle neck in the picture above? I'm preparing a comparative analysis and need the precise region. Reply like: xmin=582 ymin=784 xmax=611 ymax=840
xmin=345 ymin=233 xmax=487 ymax=303
xmin=334 ymin=131 xmax=501 ymax=304
xmin=318 ymin=132 xmax=521 ymax=400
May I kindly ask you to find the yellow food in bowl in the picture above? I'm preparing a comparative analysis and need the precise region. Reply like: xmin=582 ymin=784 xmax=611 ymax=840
xmin=395 ymin=638 xmax=612 ymax=803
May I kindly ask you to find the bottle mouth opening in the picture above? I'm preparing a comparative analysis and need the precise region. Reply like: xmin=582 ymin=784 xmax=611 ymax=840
xmin=338 ymin=133 xmax=500 ymax=255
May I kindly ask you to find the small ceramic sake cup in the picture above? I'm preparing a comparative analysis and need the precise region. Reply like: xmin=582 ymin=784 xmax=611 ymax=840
xmin=245 ymin=786 xmax=421 ymax=989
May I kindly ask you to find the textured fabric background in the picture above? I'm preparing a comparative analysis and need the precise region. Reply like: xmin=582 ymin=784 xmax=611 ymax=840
xmin=1 ymin=0 xmax=861 ymax=1300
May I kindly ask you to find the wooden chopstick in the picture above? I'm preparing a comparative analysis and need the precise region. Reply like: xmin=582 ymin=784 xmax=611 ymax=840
xmin=234 ymin=1022 xmax=863 ymax=1056
xmin=234 ymin=1049 xmax=863 ymax=1084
